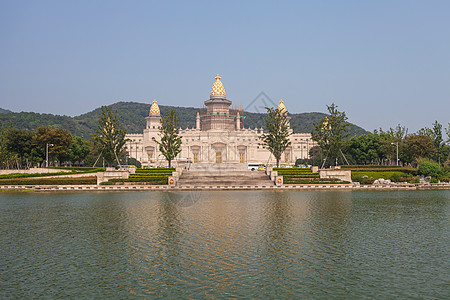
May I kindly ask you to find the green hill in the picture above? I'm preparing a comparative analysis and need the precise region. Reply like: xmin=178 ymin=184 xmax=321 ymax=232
xmin=0 ymin=108 xmax=12 ymax=114
xmin=0 ymin=101 xmax=368 ymax=137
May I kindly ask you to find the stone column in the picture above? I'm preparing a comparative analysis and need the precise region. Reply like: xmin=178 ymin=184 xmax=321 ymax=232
xmin=196 ymin=112 xmax=200 ymax=130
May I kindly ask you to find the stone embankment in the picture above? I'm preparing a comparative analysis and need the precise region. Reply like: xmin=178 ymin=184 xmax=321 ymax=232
xmin=1 ymin=183 xmax=449 ymax=192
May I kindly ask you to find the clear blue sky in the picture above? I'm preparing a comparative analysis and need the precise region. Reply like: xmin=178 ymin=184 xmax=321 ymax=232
xmin=1 ymin=0 xmax=449 ymax=132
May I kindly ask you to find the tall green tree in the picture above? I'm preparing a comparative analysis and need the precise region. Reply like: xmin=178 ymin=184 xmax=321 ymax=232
xmin=260 ymin=107 xmax=292 ymax=167
xmin=386 ymin=124 xmax=408 ymax=141
xmin=67 ymin=136 xmax=90 ymax=165
xmin=4 ymin=128 xmax=34 ymax=168
xmin=346 ymin=133 xmax=382 ymax=164
xmin=400 ymin=134 xmax=435 ymax=164
xmin=33 ymin=126 xmax=73 ymax=166
xmin=92 ymin=106 xmax=128 ymax=166
xmin=418 ymin=121 xmax=445 ymax=164
xmin=446 ymin=123 xmax=450 ymax=143
xmin=0 ymin=127 xmax=16 ymax=169
xmin=312 ymin=103 xmax=349 ymax=166
xmin=154 ymin=109 xmax=182 ymax=168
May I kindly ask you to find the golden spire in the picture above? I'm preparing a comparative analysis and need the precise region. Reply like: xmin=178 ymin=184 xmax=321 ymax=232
xmin=277 ymin=99 xmax=287 ymax=114
xmin=210 ymin=74 xmax=226 ymax=98
xmin=321 ymin=117 xmax=331 ymax=132
xmin=149 ymin=99 xmax=160 ymax=115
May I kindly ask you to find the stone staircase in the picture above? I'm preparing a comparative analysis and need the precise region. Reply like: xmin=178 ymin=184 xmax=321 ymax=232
xmin=178 ymin=163 xmax=273 ymax=187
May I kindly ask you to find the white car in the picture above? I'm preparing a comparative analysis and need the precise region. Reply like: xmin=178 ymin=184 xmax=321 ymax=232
xmin=248 ymin=163 xmax=264 ymax=171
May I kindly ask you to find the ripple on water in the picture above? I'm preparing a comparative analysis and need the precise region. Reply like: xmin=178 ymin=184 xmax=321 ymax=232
xmin=0 ymin=190 xmax=449 ymax=298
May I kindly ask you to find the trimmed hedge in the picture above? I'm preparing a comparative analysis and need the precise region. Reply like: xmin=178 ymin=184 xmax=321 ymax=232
xmin=276 ymin=171 xmax=315 ymax=175
xmin=352 ymin=171 xmax=410 ymax=179
xmin=0 ymin=167 xmax=106 ymax=180
xmin=51 ymin=167 xmax=106 ymax=172
xmin=273 ymin=167 xmax=311 ymax=171
xmin=0 ymin=176 xmax=97 ymax=185
xmin=0 ymin=172 xmax=73 ymax=179
xmin=284 ymin=178 xmax=349 ymax=184
xmin=341 ymin=165 xmax=405 ymax=169
xmin=352 ymin=171 xmax=413 ymax=184
xmin=283 ymin=174 xmax=320 ymax=179
xmin=103 ymin=177 xmax=168 ymax=185
xmin=135 ymin=168 xmax=174 ymax=173
xmin=130 ymin=173 xmax=171 ymax=178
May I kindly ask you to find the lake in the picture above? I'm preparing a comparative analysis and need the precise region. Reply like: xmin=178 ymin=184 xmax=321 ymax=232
xmin=1 ymin=190 xmax=449 ymax=299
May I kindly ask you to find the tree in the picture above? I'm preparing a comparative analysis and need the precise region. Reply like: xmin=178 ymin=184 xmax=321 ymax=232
xmin=4 ymin=128 xmax=34 ymax=168
xmin=446 ymin=123 xmax=450 ymax=143
xmin=67 ymin=136 xmax=90 ymax=165
xmin=418 ymin=121 xmax=445 ymax=165
xmin=154 ymin=109 xmax=182 ymax=168
xmin=386 ymin=124 xmax=408 ymax=141
xmin=92 ymin=106 xmax=128 ymax=167
xmin=0 ymin=126 xmax=16 ymax=169
xmin=33 ymin=126 xmax=73 ymax=166
xmin=260 ymin=107 xmax=292 ymax=167
xmin=312 ymin=103 xmax=349 ymax=166
xmin=401 ymin=134 xmax=435 ymax=164
xmin=346 ymin=133 xmax=382 ymax=164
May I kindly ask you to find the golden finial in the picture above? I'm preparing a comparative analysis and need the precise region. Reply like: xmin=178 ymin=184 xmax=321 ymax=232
xmin=277 ymin=99 xmax=287 ymax=114
xmin=210 ymin=74 xmax=226 ymax=98
xmin=149 ymin=99 xmax=160 ymax=115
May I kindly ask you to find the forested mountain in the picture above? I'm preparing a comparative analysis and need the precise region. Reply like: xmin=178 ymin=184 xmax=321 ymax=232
xmin=0 ymin=108 xmax=12 ymax=113
xmin=0 ymin=102 xmax=368 ymax=137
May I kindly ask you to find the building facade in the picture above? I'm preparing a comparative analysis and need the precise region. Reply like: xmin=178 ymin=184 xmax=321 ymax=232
xmin=125 ymin=75 xmax=317 ymax=167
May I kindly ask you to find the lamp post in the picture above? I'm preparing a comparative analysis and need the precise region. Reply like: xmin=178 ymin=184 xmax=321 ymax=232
xmin=391 ymin=142 xmax=399 ymax=166
xmin=46 ymin=143 xmax=54 ymax=167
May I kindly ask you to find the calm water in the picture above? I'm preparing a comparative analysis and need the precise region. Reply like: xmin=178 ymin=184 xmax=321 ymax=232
xmin=1 ymin=190 xmax=449 ymax=299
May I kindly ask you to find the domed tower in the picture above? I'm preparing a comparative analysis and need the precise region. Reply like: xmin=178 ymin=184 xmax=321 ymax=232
xmin=278 ymin=99 xmax=287 ymax=114
xmin=278 ymin=99 xmax=292 ymax=130
xmin=200 ymin=74 xmax=244 ymax=131
xmin=145 ymin=100 xmax=161 ymax=131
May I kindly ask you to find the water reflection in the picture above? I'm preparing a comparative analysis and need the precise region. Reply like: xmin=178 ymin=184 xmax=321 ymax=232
xmin=0 ymin=190 xmax=448 ymax=299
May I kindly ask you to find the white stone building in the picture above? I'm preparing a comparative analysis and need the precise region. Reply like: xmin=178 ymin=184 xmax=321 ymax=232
xmin=125 ymin=75 xmax=317 ymax=167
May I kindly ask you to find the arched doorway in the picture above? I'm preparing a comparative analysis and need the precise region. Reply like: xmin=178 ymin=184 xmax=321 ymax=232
xmin=211 ymin=142 xmax=226 ymax=163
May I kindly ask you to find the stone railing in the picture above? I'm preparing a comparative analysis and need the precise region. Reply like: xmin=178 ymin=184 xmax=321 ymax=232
xmin=97 ymin=169 xmax=129 ymax=185
xmin=319 ymin=168 xmax=352 ymax=182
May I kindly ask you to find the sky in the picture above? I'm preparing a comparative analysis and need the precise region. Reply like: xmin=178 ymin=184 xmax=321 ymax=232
xmin=1 ymin=0 xmax=449 ymax=133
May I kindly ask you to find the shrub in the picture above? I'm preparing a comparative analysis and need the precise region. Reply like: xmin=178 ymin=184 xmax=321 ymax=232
xmin=352 ymin=171 xmax=409 ymax=181
xmin=360 ymin=176 xmax=376 ymax=185
xmin=410 ymin=177 xmax=420 ymax=184
xmin=282 ymin=174 xmax=320 ymax=179
xmin=130 ymin=173 xmax=171 ymax=178
xmin=105 ymin=177 xmax=168 ymax=185
xmin=341 ymin=165 xmax=400 ymax=169
xmin=51 ymin=167 xmax=106 ymax=172
xmin=135 ymin=168 xmax=174 ymax=173
xmin=0 ymin=172 xmax=71 ymax=179
xmin=418 ymin=161 xmax=442 ymax=179
xmin=440 ymin=175 xmax=450 ymax=183
xmin=0 ymin=167 xmax=106 ymax=180
xmin=0 ymin=177 xmax=97 ymax=185
xmin=284 ymin=178 xmax=348 ymax=184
